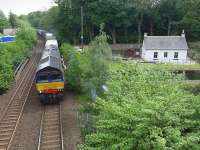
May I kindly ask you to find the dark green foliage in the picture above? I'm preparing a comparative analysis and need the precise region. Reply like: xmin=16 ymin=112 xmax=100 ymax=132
xmin=0 ymin=19 xmax=37 ymax=93
xmin=0 ymin=9 xmax=9 ymax=33
xmin=184 ymin=83 xmax=200 ymax=96
xmin=9 ymin=12 xmax=17 ymax=28
xmin=60 ymin=43 xmax=85 ymax=91
xmin=79 ymin=63 xmax=200 ymax=150
xmin=25 ymin=0 xmax=200 ymax=44
xmin=60 ymin=31 xmax=112 ymax=97
xmin=188 ymin=42 xmax=200 ymax=63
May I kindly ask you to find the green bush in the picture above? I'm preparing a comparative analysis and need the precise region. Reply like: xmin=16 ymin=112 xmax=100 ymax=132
xmin=60 ymin=43 xmax=85 ymax=91
xmin=60 ymin=31 xmax=112 ymax=97
xmin=79 ymin=63 xmax=200 ymax=150
xmin=0 ymin=19 xmax=37 ymax=93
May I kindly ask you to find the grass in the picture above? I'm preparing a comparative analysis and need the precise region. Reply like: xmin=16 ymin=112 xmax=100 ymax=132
xmin=119 ymin=60 xmax=200 ymax=70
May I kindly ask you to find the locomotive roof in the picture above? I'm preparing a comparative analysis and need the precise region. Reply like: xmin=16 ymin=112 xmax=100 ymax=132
xmin=45 ymin=40 xmax=58 ymax=48
xmin=37 ymin=50 xmax=63 ymax=73
xmin=41 ymin=49 xmax=60 ymax=60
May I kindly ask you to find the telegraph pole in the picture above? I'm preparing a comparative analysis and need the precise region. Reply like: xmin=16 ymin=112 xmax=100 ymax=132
xmin=81 ymin=0 xmax=84 ymax=49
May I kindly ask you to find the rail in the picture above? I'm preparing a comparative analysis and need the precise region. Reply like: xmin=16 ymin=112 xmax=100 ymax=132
xmin=0 ymin=39 xmax=43 ymax=150
xmin=37 ymin=104 xmax=64 ymax=150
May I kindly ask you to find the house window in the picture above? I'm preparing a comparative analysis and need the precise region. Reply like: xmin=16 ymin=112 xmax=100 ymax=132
xmin=153 ymin=52 xmax=158 ymax=59
xmin=164 ymin=52 xmax=168 ymax=58
xmin=174 ymin=52 xmax=179 ymax=59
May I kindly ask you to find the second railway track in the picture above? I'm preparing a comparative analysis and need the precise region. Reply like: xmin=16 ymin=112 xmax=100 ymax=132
xmin=38 ymin=104 xmax=64 ymax=150
xmin=0 ymin=38 xmax=43 ymax=150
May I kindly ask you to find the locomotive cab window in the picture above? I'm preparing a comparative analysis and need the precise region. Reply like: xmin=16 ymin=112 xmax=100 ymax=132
xmin=50 ymin=74 xmax=63 ymax=82
xmin=37 ymin=75 xmax=48 ymax=83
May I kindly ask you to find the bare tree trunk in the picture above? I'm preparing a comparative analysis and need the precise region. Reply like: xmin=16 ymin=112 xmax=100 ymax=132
xmin=73 ymin=37 xmax=77 ymax=45
xmin=168 ymin=17 xmax=171 ymax=36
xmin=124 ymin=27 xmax=128 ymax=43
xmin=138 ymin=13 xmax=143 ymax=45
xmin=111 ymin=27 xmax=117 ymax=44
xmin=138 ymin=20 xmax=142 ymax=45
xmin=89 ymin=25 xmax=94 ymax=42
xmin=150 ymin=19 xmax=153 ymax=36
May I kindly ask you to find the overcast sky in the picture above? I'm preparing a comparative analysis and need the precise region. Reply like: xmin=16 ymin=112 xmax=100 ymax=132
xmin=0 ymin=0 xmax=56 ymax=17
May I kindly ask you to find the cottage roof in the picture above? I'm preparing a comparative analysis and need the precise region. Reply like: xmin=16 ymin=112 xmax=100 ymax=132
xmin=143 ymin=36 xmax=188 ymax=50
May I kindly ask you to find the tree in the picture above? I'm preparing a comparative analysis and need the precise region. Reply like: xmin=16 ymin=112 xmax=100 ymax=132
xmin=24 ymin=0 xmax=200 ymax=44
xmin=129 ymin=0 xmax=162 ymax=44
xmin=79 ymin=63 xmax=200 ymax=149
xmin=182 ymin=0 xmax=200 ymax=39
xmin=85 ymin=0 xmax=134 ymax=44
xmin=27 ymin=11 xmax=45 ymax=28
xmin=0 ymin=10 xmax=8 ymax=33
xmin=85 ymin=27 xmax=112 ymax=95
xmin=9 ymin=12 xmax=17 ymax=28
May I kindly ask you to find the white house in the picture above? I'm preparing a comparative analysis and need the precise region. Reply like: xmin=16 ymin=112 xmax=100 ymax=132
xmin=141 ymin=31 xmax=189 ymax=64
xmin=3 ymin=28 xmax=17 ymax=36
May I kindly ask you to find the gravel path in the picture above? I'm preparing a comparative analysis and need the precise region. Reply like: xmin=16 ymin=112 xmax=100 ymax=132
xmin=61 ymin=92 xmax=82 ymax=150
xmin=9 ymin=86 xmax=43 ymax=150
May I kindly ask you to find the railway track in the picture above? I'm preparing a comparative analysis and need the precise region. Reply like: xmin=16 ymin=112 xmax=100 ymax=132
xmin=0 ymin=39 xmax=43 ymax=150
xmin=38 ymin=104 xmax=64 ymax=150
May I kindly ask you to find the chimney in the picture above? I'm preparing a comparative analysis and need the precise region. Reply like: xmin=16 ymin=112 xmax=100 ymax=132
xmin=181 ymin=30 xmax=185 ymax=37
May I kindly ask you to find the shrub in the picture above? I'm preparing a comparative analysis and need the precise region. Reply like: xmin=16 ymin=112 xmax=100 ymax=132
xmin=60 ymin=31 xmax=112 ymax=98
xmin=79 ymin=63 xmax=200 ymax=150
xmin=0 ymin=19 xmax=37 ymax=93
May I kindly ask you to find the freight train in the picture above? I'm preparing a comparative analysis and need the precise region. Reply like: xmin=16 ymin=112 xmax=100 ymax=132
xmin=36 ymin=30 xmax=64 ymax=104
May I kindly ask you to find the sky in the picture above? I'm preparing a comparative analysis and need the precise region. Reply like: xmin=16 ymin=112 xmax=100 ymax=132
xmin=0 ymin=0 xmax=57 ymax=17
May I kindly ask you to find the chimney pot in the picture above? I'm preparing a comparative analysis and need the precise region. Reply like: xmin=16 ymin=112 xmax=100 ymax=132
xmin=181 ymin=30 xmax=185 ymax=37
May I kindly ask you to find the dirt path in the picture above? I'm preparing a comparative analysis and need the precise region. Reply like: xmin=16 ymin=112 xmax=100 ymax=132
xmin=61 ymin=92 xmax=82 ymax=150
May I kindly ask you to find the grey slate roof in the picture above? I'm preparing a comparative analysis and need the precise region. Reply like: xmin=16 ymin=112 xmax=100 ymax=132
xmin=143 ymin=36 xmax=188 ymax=50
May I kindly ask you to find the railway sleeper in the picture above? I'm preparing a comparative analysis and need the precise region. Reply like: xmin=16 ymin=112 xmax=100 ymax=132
xmin=0 ymin=136 xmax=10 ymax=141
xmin=3 ymin=117 xmax=18 ymax=122
xmin=0 ymin=145 xmax=7 ymax=150
xmin=43 ymin=126 xmax=59 ymax=131
xmin=0 ymin=120 xmax=16 ymax=124
xmin=44 ymin=114 xmax=59 ymax=118
xmin=0 ymin=141 xmax=8 ymax=146
xmin=0 ymin=124 xmax=15 ymax=128
xmin=43 ymin=119 xmax=59 ymax=123
xmin=42 ymin=131 xmax=60 ymax=136
xmin=6 ymin=114 xmax=18 ymax=118
xmin=6 ymin=111 xmax=19 ymax=115
xmin=0 ymin=132 xmax=12 ymax=137
xmin=0 ymin=128 xmax=13 ymax=132
xmin=41 ymin=134 xmax=60 ymax=140
xmin=41 ymin=144 xmax=60 ymax=150
xmin=42 ymin=122 xmax=59 ymax=127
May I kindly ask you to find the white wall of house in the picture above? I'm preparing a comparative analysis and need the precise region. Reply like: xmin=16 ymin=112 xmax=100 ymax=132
xmin=142 ymin=48 xmax=188 ymax=63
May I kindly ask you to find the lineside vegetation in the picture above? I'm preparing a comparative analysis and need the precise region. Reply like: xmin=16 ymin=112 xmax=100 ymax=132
xmin=60 ymin=32 xmax=200 ymax=149
xmin=0 ymin=19 xmax=37 ymax=93
xmin=77 ymin=62 xmax=200 ymax=150
xmin=60 ymin=30 xmax=112 ymax=98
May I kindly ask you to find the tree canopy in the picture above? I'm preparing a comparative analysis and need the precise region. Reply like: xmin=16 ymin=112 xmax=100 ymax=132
xmin=24 ymin=0 xmax=200 ymax=44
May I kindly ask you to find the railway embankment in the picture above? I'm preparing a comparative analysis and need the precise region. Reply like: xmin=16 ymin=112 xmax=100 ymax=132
xmin=0 ymin=19 xmax=37 ymax=94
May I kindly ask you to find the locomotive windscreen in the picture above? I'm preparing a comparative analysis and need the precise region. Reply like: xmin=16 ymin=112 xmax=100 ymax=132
xmin=50 ymin=74 xmax=63 ymax=82
xmin=37 ymin=75 xmax=48 ymax=83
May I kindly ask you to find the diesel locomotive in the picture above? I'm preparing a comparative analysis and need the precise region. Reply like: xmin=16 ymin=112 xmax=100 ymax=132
xmin=36 ymin=30 xmax=64 ymax=104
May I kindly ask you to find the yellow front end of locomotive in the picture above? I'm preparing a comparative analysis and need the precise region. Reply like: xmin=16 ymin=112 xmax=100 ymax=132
xmin=36 ymin=82 xmax=64 ymax=93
